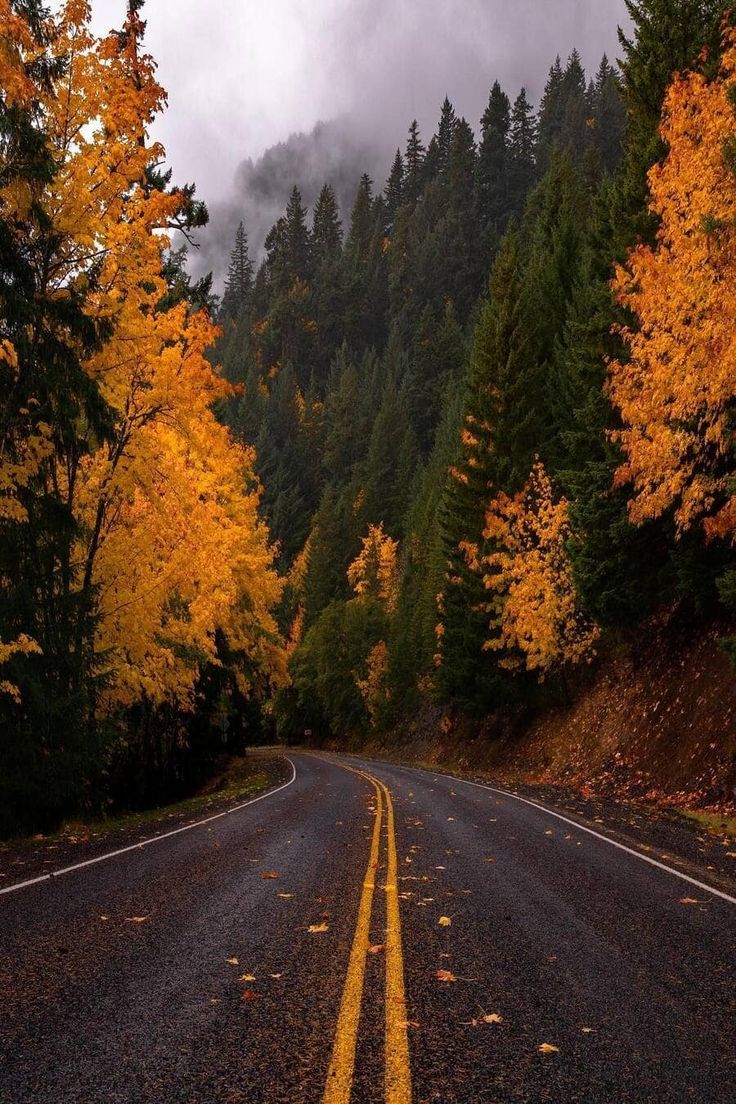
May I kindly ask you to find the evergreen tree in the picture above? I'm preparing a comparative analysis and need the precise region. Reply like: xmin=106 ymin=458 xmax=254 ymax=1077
xmin=346 ymin=173 xmax=375 ymax=262
xmin=284 ymin=185 xmax=312 ymax=283
xmin=592 ymin=56 xmax=626 ymax=174
xmin=322 ymin=346 xmax=371 ymax=479
xmin=537 ymin=56 xmax=565 ymax=170
xmin=255 ymin=365 xmax=315 ymax=564
xmin=404 ymin=301 xmax=466 ymax=453
xmin=384 ymin=149 xmax=405 ymax=219
xmin=436 ymin=96 xmax=458 ymax=175
xmin=441 ymin=118 xmax=480 ymax=316
xmin=436 ymin=232 xmax=532 ymax=709
xmin=303 ymin=485 xmax=360 ymax=623
xmin=507 ymin=88 xmax=537 ymax=217
xmin=537 ymin=51 xmax=591 ymax=170
xmin=475 ymin=80 xmax=512 ymax=253
xmin=262 ymin=215 xmax=289 ymax=292
xmin=560 ymin=49 xmax=590 ymax=158
xmin=221 ymin=220 xmax=253 ymax=320
xmin=312 ymin=183 xmax=343 ymax=263
xmin=404 ymin=119 xmax=426 ymax=206
xmin=422 ymin=135 xmax=441 ymax=185
xmin=388 ymin=377 xmax=464 ymax=707
xmin=363 ymin=375 xmax=418 ymax=535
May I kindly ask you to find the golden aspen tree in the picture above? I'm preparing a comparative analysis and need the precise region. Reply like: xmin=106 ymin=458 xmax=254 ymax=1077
xmin=478 ymin=462 xmax=599 ymax=674
xmin=347 ymin=523 xmax=400 ymax=611
xmin=609 ymin=30 xmax=736 ymax=540
xmin=356 ymin=640 xmax=390 ymax=727
xmin=3 ymin=2 xmax=285 ymax=713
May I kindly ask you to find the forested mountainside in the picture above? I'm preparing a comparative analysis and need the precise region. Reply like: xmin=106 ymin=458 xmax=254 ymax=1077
xmin=2 ymin=0 xmax=736 ymax=837
xmin=214 ymin=1 xmax=734 ymax=752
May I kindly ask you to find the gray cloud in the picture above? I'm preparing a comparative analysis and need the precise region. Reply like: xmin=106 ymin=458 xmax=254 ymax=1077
xmin=84 ymin=0 xmax=631 ymax=286
xmin=192 ymin=117 xmax=389 ymax=287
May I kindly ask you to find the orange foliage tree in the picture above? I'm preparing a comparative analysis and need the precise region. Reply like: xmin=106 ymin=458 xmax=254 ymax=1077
xmin=347 ymin=522 xmax=400 ymax=612
xmin=474 ymin=463 xmax=599 ymax=674
xmin=355 ymin=640 xmax=391 ymax=727
xmin=609 ymin=30 xmax=736 ymax=540
xmin=2 ymin=2 xmax=285 ymax=714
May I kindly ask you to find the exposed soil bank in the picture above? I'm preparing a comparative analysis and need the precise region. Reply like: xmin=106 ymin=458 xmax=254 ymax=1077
xmin=355 ymin=617 xmax=736 ymax=819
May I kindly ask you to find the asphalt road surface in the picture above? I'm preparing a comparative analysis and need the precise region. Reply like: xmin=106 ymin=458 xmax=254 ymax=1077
xmin=1 ymin=751 xmax=735 ymax=1103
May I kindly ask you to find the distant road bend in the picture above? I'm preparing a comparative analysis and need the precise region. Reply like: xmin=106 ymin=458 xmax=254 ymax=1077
xmin=1 ymin=751 xmax=735 ymax=1103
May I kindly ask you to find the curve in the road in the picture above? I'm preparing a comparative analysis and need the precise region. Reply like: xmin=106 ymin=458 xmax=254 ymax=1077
xmin=0 ymin=757 xmax=297 ymax=897
xmin=349 ymin=756 xmax=736 ymax=908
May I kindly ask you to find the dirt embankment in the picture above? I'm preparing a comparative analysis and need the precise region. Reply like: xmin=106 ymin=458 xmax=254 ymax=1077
xmin=374 ymin=618 xmax=736 ymax=815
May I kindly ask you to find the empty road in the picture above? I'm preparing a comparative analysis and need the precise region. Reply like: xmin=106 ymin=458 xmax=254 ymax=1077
xmin=1 ymin=751 xmax=734 ymax=1103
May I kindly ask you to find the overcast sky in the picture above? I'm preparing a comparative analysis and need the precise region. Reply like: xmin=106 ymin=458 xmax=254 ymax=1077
xmin=86 ymin=0 xmax=630 ymax=207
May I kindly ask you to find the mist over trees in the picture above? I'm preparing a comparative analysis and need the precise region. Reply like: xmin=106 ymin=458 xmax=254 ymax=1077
xmin=213 ymin=0 xmax=733 ymax=742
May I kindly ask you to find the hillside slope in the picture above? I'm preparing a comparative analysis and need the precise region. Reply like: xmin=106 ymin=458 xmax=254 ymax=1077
xmin=375 ymin=618 xmax=736 ymax=814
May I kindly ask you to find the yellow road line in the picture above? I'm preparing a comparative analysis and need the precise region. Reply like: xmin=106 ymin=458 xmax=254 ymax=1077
xmin=320 ymin=763 xmax=413 ymax=1103
xmin=375 ymin=776 xmax=412 ymax=1104
xmin=322 ymin=773 xmax=383 ymax=1104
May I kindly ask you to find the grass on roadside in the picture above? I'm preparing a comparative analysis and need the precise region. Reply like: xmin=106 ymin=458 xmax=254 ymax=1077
xmin=680 ymin=807 xmax=736 ymax=837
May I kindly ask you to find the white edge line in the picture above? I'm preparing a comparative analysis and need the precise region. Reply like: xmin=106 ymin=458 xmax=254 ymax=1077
xmin=346 ymin=755 xmax=736 ymax=908
xmin=0 ymin=757 xmax=297 ymax=898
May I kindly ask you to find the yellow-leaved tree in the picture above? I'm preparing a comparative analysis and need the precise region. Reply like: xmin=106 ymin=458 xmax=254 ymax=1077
xmin=347 ymin=522 xmax=400 ymax=611
xmin=609 ymin=29 xmax=736 ymax=540
xmin=476 ymin=462 xmax=599 ymax=675
xmin=1 ymin=1 xmax=285 ymax=721
xmin=346 ymin=523 xmax=399 ymax=726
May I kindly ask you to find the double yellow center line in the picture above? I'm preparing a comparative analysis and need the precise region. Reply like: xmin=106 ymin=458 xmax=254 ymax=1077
xmin=322 ymin=769 xmax=412 ymax=1104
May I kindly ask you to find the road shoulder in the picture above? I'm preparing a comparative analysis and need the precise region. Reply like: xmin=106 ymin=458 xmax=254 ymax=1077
xmin=0 ymin=751 xmax=291 ymax=890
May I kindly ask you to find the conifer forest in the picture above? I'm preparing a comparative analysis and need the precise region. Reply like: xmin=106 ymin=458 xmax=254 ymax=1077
xmin=1 ymin=0 xmax=734 ymax=832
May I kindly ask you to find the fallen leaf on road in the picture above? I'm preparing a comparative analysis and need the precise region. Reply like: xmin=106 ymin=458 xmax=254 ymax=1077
xmin=226 ymin=957 xmax=239 ymax=965
xmin=463 ymin=1012 xmax=503 ymax=1026
xmin=485 ymin=857 xmax=496 ymax=863
xmin=679 ymin=897 xmax=700 ymax=905
xmin=238 ymin=973 xmax=255 ymax=982
xmin=209 ymin=998 xmax=220 ymax=1004
xmin=435 ymin=865 xmax=446 ymax=870
xmin=277 ymin=892 xmax=293 ymax=899
xmin=438 ymin=916 xmax=452 ymax=927
xmin=241 ymin=989 xmax=258 ymax=1001
xmin=261 ymin=871 xmax=279 ymax=879
xmin=99 ymin=915 xmax=109 ymax=921
xmin=367 ymin=944 xmax=386 ymax=955
xmin=435 ymin=969 xmax=458 ymax=982
xmin=581 ymin=1026 xmax=594 ymax=1033
xmin=447 ymin=817 xmax=455 ymax=822
xmin=269 ymin=973 xmax=283 ymax=979
xmin=125 ymin=916 xmax=147 ymax=923
xmin=308 ymin=922 xmax=329 ymax=933
xmin=539 ymin=1043 xmax=559 ymax=1054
